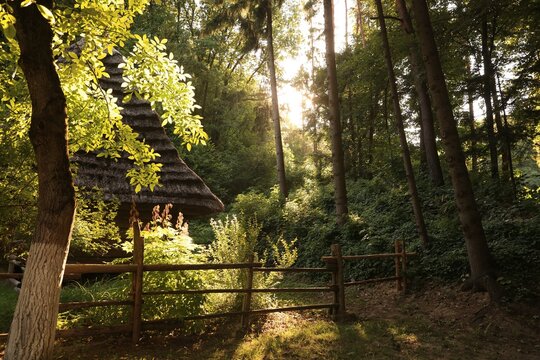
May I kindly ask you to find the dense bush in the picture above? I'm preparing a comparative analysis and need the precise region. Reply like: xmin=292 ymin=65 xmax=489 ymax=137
xmin=206 ymin=215 xmax=297 ymax=312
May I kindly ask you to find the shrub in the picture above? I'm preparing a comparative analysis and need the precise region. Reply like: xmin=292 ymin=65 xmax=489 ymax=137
xmin=206 ymin=216 xmax=297 ymax=312
xmin=59 ymin=205 xmax=208 ymax=332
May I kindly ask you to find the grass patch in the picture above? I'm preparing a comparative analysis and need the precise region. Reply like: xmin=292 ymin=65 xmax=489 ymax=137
xmin=0 ymin=282 xmax=18 ymax=332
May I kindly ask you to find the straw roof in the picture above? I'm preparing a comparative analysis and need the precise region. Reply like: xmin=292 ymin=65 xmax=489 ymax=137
xmin=73 ymin=52 xmax=224 ymax=219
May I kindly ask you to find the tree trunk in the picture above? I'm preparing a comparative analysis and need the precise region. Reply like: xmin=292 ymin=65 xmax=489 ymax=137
xmin=411 ymin=0 xmax=501 ymax=301
xmin=418 ymin=111 xmax=427 ymax=168
xmin=375 ymin=0 xmax=429 ymax=248
xmin=367 ymin=86 xmax=376 ymax=169
xmin=396 ymin=0 xmax=443 ymax=186
xmin=266 ymin=3 xmax=288 ymax=198
xmin=345 ymin=0 xmax=349 ymax=48
xmin=481 ymin=17 xmax=499 ymax=179
xmin=490 ymin=70 xmax=510 ymax=177
xmin=466 ymin=61 xmax=478 ymax=172
xmin=356 ymin=0 xmax=367 ymax=48
xmin=6 ymin=2 xmax=77 ymax=359
xmin=496 ymin=74 xmax=516 ymax=196
xmin=324 ymin=0 xmax=349 ymax=224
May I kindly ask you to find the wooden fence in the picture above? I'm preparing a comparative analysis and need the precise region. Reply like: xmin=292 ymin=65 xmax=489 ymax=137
xmin=0 ymin=222 xmax=415 ymax=343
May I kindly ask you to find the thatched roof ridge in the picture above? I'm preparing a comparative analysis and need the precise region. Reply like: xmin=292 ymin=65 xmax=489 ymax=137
xmin=73 ymin=51 xmax=224 ymax=217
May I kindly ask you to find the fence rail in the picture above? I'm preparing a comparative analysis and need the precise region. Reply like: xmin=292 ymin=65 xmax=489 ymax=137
xmin=0 ymin=222 xmax=415 ymax=343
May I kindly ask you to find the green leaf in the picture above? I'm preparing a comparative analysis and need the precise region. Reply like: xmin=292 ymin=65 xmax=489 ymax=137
xmin=2 ymin=24 xmax=16 ymax=41
xmin=37 ymin=4 xmax=55 ymax=24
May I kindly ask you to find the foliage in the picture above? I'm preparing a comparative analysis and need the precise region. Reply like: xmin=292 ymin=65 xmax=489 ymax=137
xmin=207 ymin=215 xmax=297 ymax=312
xmin=0 ymin=0 xmax=205 ymax=194
xmin=59 ymin=205 xmax=208 ymax=331
xmin=226 ymin=173 xmax=540 ymax=298
xmin=70 ymin=189 xmax=121 ymax=257
xmin=124 ymin=205 xmax=207 ymax=324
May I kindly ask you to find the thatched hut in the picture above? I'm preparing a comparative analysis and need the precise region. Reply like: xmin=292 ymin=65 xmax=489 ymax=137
xmin=73 ymin=52 xmax=224 ymax=228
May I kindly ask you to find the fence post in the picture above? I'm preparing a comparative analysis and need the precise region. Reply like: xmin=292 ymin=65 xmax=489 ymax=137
xmin=401 ymin=240 xmax=407 ymax=292
xmin=394 ymin=240 xmax=403 ymax=292
xmin=131 ymin=220 xmax=144 ymax=344
xmin=326 ymin=257 xmax=338 ymax=317
xmin=241 ymin=253 xmax=255 ymax=330
xmin=330 ymin=244 xmax=346 ymax=320
xmin=7 ymin=255 xmax=16 ymax=274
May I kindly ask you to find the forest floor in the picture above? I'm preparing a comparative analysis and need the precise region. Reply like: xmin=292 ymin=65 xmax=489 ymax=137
xmin=39 ymin=280 xmax=540 ymax=360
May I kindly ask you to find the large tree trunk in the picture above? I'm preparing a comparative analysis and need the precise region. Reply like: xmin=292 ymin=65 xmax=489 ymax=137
xmin=324 ymin=0 xmax=349 ymax=224
xmin=411 ymin=0 xmax=501 ymax=301
xmin=266 ymin=3 xmax=288 ymax=198
xmin=481 ymin=17 xmax=499 ymax=179
xmin=375 ymin=0 xmax=429 ymax=248
xmin=396 ymin=0 xmax=443 ymax=186
xmin=6 ymin=2 xmax=77 ymax=359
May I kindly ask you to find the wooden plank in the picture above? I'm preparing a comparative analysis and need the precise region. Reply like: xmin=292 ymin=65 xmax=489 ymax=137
xmin=241 ymin=254 xmax=255 ymax=329
xmin=401 ymin=240 xmax=408 ymax=292
xmin=344 ymin=276 xmax=400 ymax=287
xmin=0 ymin=273 xmax=23 ymax=279
xmin=143 ymin=287 xmax=335 ymax=296
xmin=253 ymin=267 xmax=333 ymax=273
xmin=59 ymin=300 xmax=133 ymax=311
xmin=395 ymin=240 xmax=403 ymax=291
xmin=331 ymin=244 xmax=346 ymax=320
xmin=322 ymin=252 xmax=417 ymax=261
xmin=0 ymin=272 xmax=85 ymax=280
xmin=142 ymin=303 xmax=338 ymax=326
xmin=64 ymin=264 xmax=137 ymax=274
xmin=143 ymin=262 xmax=263 ymax=272
xmin=131 ymin=221 xmax=144 ymax=344
xmin=55 ymin=324 xmax=132 ymax=338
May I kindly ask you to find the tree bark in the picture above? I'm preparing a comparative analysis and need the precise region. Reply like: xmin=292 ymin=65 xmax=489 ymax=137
xmin=6 ymin=1 xmax=77 ymax=359
xmin=466 ymin=61 xmax=478 ymax=172
xmin=266 ymin=3 xmax=288 ymax=198
xmin=356 ymin=0 xmax=367 ymax=48
xmin=481 ymin=17 xmax=499 ymax=179
xmin=396 ymin=0 xmax=443 ymax=186
xmin=375 ymin=0 xmax=429 ymax=248
xmin=324 ymin=0 xmax=349 ymax=224
xmin=489 ymin=69 xmax=510 ymax=177
xmin=411 ymin=0 xmax=501 ymax=301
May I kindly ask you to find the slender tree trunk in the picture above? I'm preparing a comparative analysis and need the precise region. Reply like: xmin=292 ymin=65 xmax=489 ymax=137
xmin=356 ymin=0 xmax=367 ymax=48
xmin=411 ymin=0 xmax=501 ymax=301
xmin=383 ymin=84 xmax=393 ymax=161
xmin=367 ymin=86 xmax=376 ymax=168
xmin=375 ymin=0 xmax=429 ymax=247
xmin=418 ymin=109 xmax=427 ymax=168
xmin=345 ymin=0 xmax=349 ymax=48
xmin=481 ymin=17 xmax=499 ymax=179
xmin=496 ymin=74 xmax=516 ymax=196
xmin=396 ymin=0 xmax=443 ymax=186
xmin=490 ymin=71 xmax=510 ymax=176
xmin=347 ymin=87 xmax=357 ymax=176
xmin=6 ymin=2 xmax=76 ymax=359
xmin=266 ymin=3 xmax=288 ymax=198
xmin=467 ymin=61 xmax=478 ymax=172
xmin=324 ymin=0 xmax=349 ymax=224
